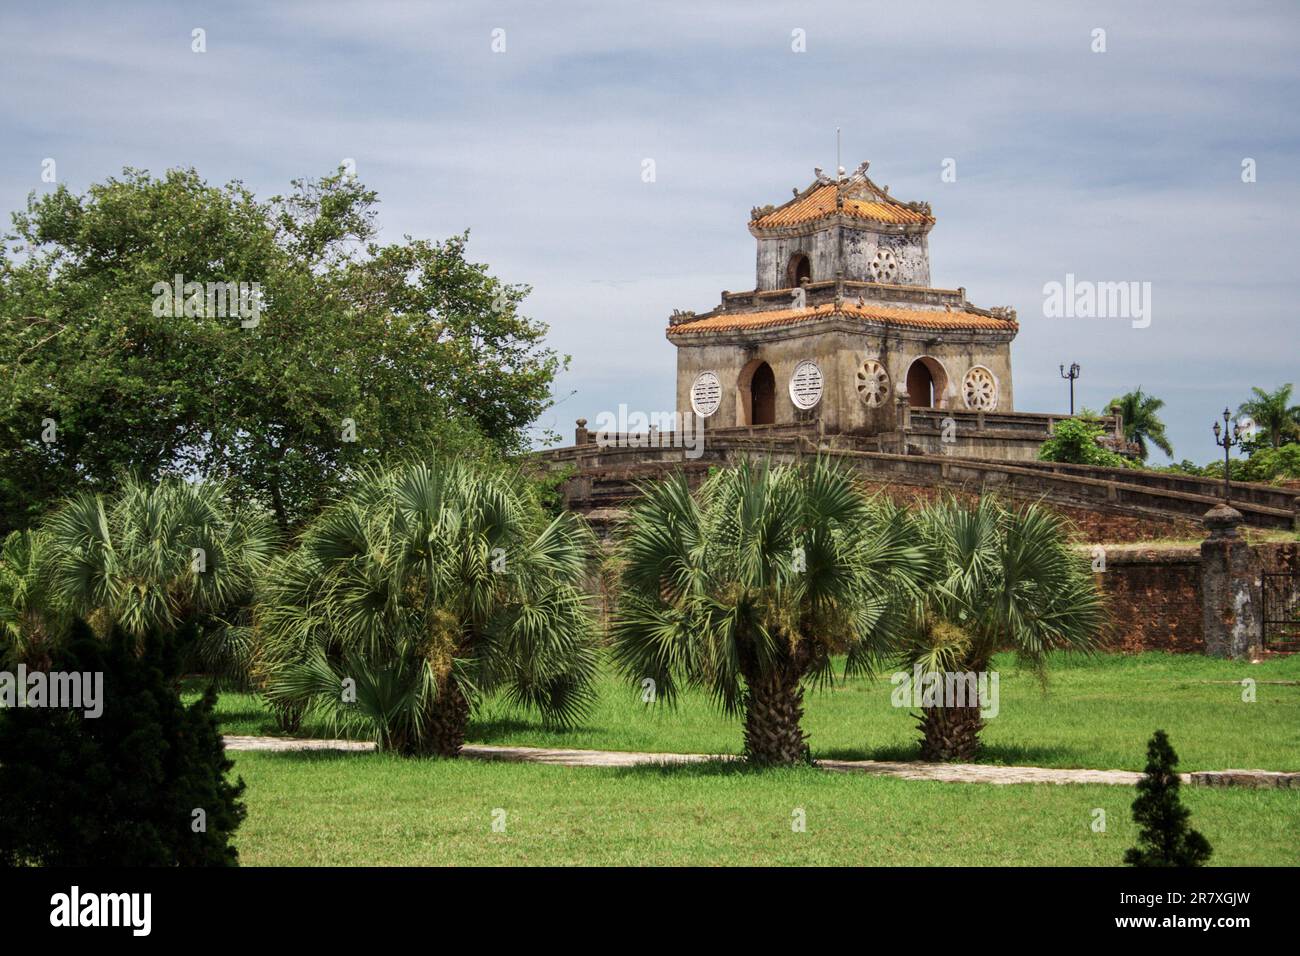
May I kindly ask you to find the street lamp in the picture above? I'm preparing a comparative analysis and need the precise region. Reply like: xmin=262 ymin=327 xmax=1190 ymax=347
xmin=1060 ymin=363 xmax=1080 ymax=415
xmin=1211 ymin=407 xmax=1241 ymax=503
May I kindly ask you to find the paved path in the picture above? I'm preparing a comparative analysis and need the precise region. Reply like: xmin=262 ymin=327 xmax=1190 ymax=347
xmin=221 ymin=736 xmax=1298 ymax=788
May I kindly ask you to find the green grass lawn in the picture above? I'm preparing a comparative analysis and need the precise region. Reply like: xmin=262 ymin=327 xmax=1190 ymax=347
xmin=228 ymin=750 xmax=1300 ymax=866
xmin=203 ymin=650 xmax=1300 ymax=772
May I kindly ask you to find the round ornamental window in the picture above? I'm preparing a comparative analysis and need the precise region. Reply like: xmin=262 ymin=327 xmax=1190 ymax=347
xmin=690 ymin=371 xmax=722 ymax=417
xmin=789 ymin=361 xmax=824 ymax=410
xmin=869 ymin=250 xmax=898 ymax=283
xmin=962 ymin=366 xmax=999 ymax=410
xmin=856 ymin=359 xmax=890 ymax=407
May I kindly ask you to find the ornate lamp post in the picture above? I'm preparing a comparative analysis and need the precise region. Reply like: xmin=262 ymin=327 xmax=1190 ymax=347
xmin=1059 ymin=363 xmax=1080 ymax=415
xmin=1211 ymin=407 xmax=1241 ymax=503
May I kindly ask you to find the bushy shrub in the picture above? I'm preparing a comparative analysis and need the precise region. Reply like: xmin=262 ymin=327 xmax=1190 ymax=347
xmin=0 ymin=619 xmax=246 ymax=866
xmin=1238 ymin=443 xmax=1300 ymax=483
xmin=1038 ymin=418 xmax=1132 ymax=468
xmin=1158 ymin=459 xmax=1211 ymax=477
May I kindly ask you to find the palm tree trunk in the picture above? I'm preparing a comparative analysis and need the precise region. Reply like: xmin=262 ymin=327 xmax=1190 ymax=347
xmin=270 ymin=699 xmax=303 ymax=734
xmin=416 ymin=683 xmax=471 ymax=758
xmin=917 ymin=703 xmax=984 ymax=762
xmin=743 ymin=665 xmax=808 ymax=766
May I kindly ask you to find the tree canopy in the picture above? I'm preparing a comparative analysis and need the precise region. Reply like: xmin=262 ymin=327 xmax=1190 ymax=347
xmin=0 ymin=167 xmax=565 ymax=533
xmin=1237 ymin=384 xmax=1300 ymax=450
xmin=1110 ymin=387 xmax=1173 ymax=461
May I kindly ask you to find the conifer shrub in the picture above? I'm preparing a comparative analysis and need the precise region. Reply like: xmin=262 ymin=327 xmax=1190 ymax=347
xmin=1124 ymin=730 xmax=1212 ymax=868
xmin=0 ymin=619 xmax=246 ymax=866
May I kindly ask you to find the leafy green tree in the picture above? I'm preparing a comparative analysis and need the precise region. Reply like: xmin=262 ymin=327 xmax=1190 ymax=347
xmin=41 ymin=476 xmax=274 ymax=680
xmin=259 ymin=458 xmax=599 ymax=756
xmin=0 ymin=618 xmax=246 ymax=866
xmin=0 ymin=167 xmax=565 ymax=533
xmin=1237 ymin=443 xmax=1300 ymax=483
xmin=612 ymin=458 xmax=924 ymax=766
xmin=1124 ymin=730 xmax=1212 ymax=867
xmin=1111 ymin=388 xmax=1173 ymax=460
xmin=0 ymin=529 xmax=67 ymax=669
xmin=1159 ymin=459 xmax=1210 ymax=478
xmin=898 ymin=497 xmax=1106 ymax=761
xmin=1038 ymin=418 xmax=1132 ymax=468
xmin=1237 ymin=384 xmax=1300 ymax=450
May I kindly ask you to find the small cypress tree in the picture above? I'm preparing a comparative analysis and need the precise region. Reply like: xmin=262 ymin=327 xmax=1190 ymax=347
xmin=0 ymin=618 xmax=246 ymax=866
xmin=1124 ymin=730 xmax=1212 ymax=867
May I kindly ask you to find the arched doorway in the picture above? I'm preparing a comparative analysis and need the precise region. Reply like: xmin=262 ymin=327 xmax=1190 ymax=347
xmin=786 ymin=253 xmax=811 ymax=288
xmin=905 ymin=356 xmax=948 ymax=408
xmin=737 ymin=359 xmax=777 ymax=426
xmin=751 ymin=363 xmax=776 ymax=424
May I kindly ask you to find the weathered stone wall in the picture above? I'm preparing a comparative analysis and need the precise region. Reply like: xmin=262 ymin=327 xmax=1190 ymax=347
xmin=1095 ymin=548 xmax=1204 ymax=653
xmin=754 ymin=226 xmax=931 ymax=291
xmin=852 ymin=480 xmax=1201 ymax=542
xmin=564 ymin=465 xmax=1293 ymax=655
xmin=674 ymin=323 xmax=1014 ymax=434
xmin=1257 ymin=541 xmax=1300 ymax=575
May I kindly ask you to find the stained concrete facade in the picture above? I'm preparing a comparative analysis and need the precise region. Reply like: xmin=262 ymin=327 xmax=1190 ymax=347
xmin=755 ymin=225 xmax=932 ymax=291
xmin=668 ymin=162 xmax=1018 ymax=436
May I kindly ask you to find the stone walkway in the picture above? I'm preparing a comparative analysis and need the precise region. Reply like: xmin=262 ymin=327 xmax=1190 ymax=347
xmin=221 ymin=736 xmax=1299 ymax=788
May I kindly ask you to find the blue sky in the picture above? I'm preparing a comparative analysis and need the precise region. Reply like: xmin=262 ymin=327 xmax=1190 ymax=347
xmin=2 ymin=1 xmax=1298 ymax=460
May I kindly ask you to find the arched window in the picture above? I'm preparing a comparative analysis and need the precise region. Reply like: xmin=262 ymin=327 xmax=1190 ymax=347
xmin=786 ymin=253 xmax=811 ymax=288
xmin=738 ymin=359 xmax=777 ymax=426
xmin=905 ymin=356 xmax=950 ymax=408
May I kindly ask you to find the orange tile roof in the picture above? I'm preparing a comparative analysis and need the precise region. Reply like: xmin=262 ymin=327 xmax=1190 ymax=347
xmin=752 ymin=183 xmax=933 ymax=228
xmin=667 ymin=302 xmax=1015 ymax=336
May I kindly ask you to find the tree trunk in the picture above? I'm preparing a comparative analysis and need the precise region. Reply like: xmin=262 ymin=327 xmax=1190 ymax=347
xmin=413 ymin=683 xmax=471 ymax=758
xmin=267 ymin=467 xmax=289 ymax=533
xmin=743 ymin=665 xmax=808 ymax=766
xmin=270 ymin=700 xmax=304 ymax=734
xmin=917 ymin=702 xmax=985 ymax=762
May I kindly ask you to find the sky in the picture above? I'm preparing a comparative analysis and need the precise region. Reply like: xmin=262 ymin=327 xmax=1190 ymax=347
xmin=2 ymin=0 xmax=1298 ymax=461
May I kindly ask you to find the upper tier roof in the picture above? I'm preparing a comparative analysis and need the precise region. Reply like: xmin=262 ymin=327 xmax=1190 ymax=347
xmin=666 ymin=301 xmax=1016 ymax=337
xmin=749 ymin=161 xmax=934 ymax=230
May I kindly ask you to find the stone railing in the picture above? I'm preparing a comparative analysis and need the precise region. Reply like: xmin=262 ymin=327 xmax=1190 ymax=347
xmin=536 ymin=435 xmax=1299 ymax=532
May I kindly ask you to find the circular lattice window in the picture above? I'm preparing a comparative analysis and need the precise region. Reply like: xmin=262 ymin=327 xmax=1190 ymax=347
xmin=789 ymin=360 xmax=824 ymax=410
xmin=690 ymin=371 xmax=722 ymax=417
xmin=962 ymin=366 xmax=999 ymax=410
xmin=856 ymin=359 xmax=890 ymax=407
xmin=869 ymin=250 xmax=898 ymax=283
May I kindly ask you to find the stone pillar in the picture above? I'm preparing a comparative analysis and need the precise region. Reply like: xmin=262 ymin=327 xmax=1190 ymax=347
xmin=895 ymin=387 xmax=911 ymax=433
xmin=1199 ymin=504 xmax=1263 ymax=660
xmin=575 ymin=418 xmax=589 ymax=446
xmin=565 ymin=473 xmax=592 ymax=511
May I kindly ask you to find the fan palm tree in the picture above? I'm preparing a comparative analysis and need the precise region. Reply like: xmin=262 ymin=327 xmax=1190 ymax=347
xmin=258 ymin=459 xmax=599 ymax=757
xmin=612 ymin=458 xmax=925 ymax=766
xmin=41 ymin=476 xmax=275 ymax=677
xmin=0 ymin=529 xmax=68 ymax=669
xmin=1237 ymin=384 xmax=1300 ymax=449
xmin=899 ymin=496 xmax=1106 ymax=762
xmin=1111 ymin=388 xmax=1173 ymax=461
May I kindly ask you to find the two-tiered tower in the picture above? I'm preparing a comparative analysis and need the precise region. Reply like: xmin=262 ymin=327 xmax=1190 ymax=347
xmin=667 ymin=161 xmax=1018 ymax=434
